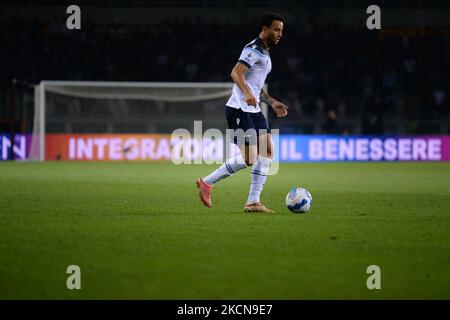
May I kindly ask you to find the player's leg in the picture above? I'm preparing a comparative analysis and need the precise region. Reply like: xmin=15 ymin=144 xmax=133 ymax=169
xmin=239 ymin=142 xmax=258 ymax=166
xmin=201 ymin=107 xmax=250 ymax=186
xmin=197 ymin=145 xmax=248 ymax=208
xmin=200 ymin=147 xmax=247 ymax=185
xmin=244 ymin=112 xmax=274 ymax=213
xmin=196 ymin=107 xmax=249 ymax=208
xmin=244 ymin=133 xmax=274 ymax=213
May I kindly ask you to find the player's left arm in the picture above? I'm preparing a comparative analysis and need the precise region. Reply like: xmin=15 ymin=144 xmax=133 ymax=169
xmin=260 ymin=89 xmax=288 ymax=118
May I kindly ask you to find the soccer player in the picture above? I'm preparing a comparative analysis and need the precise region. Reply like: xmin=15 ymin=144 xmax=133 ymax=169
xmin=197 ymin=13 xmax=288 ymax=213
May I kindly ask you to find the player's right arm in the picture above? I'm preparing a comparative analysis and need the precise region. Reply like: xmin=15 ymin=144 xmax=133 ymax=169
xmin=230 ymin=62 xmax=257 ymax=107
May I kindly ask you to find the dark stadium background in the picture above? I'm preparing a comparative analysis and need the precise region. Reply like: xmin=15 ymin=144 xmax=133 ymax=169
xmin=1 ymin=0 xmax=449 ymax=137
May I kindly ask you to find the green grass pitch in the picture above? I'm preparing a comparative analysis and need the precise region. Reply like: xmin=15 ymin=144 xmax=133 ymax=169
xmin=0 ymin=161 xmax=449 ymax=299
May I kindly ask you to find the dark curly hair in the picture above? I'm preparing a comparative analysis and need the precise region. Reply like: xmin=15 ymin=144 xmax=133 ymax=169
xmin=258 ymin=13 xmax=285 ymax=31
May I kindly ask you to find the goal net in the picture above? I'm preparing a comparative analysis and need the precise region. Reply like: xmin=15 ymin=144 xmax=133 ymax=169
xmin=30 ymin=81 xmax=268 ymax=161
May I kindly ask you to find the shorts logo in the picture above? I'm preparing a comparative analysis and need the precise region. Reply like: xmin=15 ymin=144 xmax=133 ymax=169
xmin=236 ymin=118 xmax=240 ymax=125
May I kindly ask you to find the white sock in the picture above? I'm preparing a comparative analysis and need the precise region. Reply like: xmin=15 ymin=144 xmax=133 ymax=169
xmin=247 ymin=156 xmax=272 ymax=205
xmin=203 ymin=155 xmax=247 ymax=185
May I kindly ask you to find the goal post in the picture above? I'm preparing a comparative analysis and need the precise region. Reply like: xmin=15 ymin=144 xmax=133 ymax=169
xmin=30 ymin=81 xmax=269 ymax=161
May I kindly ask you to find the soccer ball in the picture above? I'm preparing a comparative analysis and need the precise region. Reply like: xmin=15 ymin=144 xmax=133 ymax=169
xmin=286 ymin=188 xmax=312 ymax=213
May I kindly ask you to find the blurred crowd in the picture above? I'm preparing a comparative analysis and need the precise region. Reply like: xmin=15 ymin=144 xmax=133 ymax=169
xmin=1 ymin=15 xmax=449 ymax=134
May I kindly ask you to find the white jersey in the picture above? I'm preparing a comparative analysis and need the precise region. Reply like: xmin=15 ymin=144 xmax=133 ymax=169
xmin=226 ymin=37 xmax=272 ymax=113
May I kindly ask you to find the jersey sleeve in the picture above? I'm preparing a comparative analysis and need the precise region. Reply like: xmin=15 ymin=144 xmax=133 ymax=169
xmin=238 ymin=47 xmax=263 ymax=69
